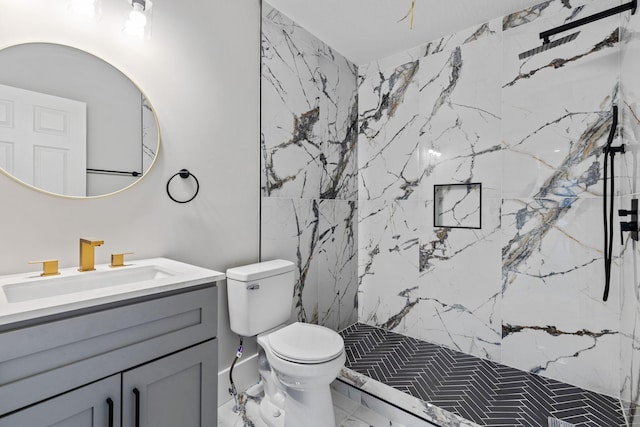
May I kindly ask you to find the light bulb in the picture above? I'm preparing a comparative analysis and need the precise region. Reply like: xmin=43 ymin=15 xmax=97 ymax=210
xmin=129 ymin=3 xmax=147 ymax=26
xmin=124 ymin=1 xmax=147 ymax=39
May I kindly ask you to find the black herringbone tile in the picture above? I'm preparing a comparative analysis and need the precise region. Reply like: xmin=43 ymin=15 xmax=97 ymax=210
xmin=341 ymin=323 xmax=630 ymax=427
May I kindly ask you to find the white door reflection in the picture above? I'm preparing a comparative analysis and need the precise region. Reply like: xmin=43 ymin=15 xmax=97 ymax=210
xmin=0 ymin=84 xmax=86 ymax=196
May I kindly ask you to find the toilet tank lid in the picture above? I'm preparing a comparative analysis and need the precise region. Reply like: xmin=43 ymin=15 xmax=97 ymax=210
xmin=226 ymin=259 xmax=295 ymax=282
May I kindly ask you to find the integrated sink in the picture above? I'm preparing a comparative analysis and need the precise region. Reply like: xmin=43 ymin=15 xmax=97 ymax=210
xmin=3 ymin=265 xmax=173 ymax=303
xmin=0 ymin=257 xmax=225 ymax=328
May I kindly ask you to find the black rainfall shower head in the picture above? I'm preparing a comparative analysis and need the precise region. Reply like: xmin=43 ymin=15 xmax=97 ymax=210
xmin=518 ymin=31 xmax=581 ymax=60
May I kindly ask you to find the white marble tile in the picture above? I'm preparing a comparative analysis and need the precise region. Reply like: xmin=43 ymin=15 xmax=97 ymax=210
xmin=502 ymin=329 xmax=619 ymax=397
xmin=359 ymin=49 xmax=423 ymax=80
xmin=418 ymin=35 xmax=502 ymax=200
xmin=621 ymin=7 xmax=640 ymax=198
xmin=358 ymin=61 xmax=421 ymax=201
xmin=261 ymin=197 xmax=320 ymax=323
xmin=317 ymin=55 xmax=359 ymax=201
xmin=261 ymin=8 xmax=323 ymax=199
xmin=502 ymin=0 xmax=621 ymax=200
xmin=501 ymin=197 xmax=620 ymax=396
xmin=338 ymin=369 xmax=478 ymax=427
xmin=619 ymin=194 xmax=640 ymax=413
xmin=261 ymin=3 xmax=358 ymax=332
xmin=357 ymin=200 xmax=420 ymax=327
xmin=261 ymin=4 xmax=357 ymax=201
xmin=332 ymin=388 xmax=362 ymax=417
xmin=217 ymin=380 xmax=411 ymax=427
xmin=356 ymin=390 xmax=437 ymax=427
xmin=261 ymin=198 xmax=358 ymax=330
xmin=317 ymin=200 xmax=358 ymax=330
xmin=411 ymin=199 xmax=503 ymax=360
xmin=361 ymin=18 xmax=501 ymax=72
xmin=501 ymin=197 xmax=618 ymax=327
xmin=502 ymin=0 xmax=597 ymax=32
xmin=620 ymin=0 xmax=640 ymax=413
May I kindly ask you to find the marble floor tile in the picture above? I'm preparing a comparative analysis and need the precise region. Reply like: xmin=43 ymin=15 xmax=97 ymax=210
xmin=217 ymin=382 xmax=412 ymax=427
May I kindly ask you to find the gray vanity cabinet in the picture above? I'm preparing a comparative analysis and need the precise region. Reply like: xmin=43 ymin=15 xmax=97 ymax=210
xmin=0 ymin=339 xmax=216 ymax=427
xmin=122 ymin=339 xmax=217 ymax=427
xmin=0 ymin=375 xmax=121 ymax=427
xmin=0 ymin=285 xmax=218 ymax=427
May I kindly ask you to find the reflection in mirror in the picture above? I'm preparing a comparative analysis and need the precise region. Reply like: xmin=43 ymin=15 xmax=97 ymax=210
xmin=0 ymin=43 xmax=159 ymax=198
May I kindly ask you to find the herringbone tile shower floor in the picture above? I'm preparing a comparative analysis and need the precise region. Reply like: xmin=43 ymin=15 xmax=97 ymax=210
xmin=340 ymin=323 xmax=627 ymax=427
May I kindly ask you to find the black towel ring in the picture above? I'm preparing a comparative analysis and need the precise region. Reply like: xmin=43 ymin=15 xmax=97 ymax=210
xmin=166 ymin=169 xmax=200 ymax=203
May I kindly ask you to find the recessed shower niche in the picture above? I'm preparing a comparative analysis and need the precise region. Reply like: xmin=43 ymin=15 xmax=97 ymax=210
xmin=433 ymin=183 xmax=482 ymax=229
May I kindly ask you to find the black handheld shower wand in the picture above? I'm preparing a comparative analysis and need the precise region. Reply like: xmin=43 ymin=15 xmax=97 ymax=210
xmin=603 ymin=105 xmax=623 ymax=302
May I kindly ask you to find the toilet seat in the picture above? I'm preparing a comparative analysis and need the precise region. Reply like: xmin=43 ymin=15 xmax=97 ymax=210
xmin=267 ymin=322 xmax=344 ymax=364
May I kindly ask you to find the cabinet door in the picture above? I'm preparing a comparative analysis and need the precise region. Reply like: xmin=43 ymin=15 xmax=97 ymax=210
xmin=122 ymin=339 xmax=217 ymax=427
xmin=0 ymin=375 xmax=120 ymax=427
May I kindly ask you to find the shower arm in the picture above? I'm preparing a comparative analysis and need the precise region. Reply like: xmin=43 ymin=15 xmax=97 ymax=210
xmin=539 ymin=0 xmax=636 ymax=43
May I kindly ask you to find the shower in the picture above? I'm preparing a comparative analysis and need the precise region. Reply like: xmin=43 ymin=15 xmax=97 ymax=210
xmin=516 ymin=0 xmax=640 ymax=302
xmin=518 ymin=0 xmax=637 ymax=59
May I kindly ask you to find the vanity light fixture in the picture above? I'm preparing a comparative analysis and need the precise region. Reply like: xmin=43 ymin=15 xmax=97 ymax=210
xmin=123 ymin=0 xmax=152 ymax=39
xmin=69 ymin=0 xmax=101 ymax=20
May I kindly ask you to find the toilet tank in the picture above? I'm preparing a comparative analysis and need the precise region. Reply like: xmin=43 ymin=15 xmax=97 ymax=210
xmin=226 ymin=259 xmax=295 ymax=337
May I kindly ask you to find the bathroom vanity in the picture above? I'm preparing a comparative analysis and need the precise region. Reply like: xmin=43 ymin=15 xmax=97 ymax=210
xmin=0 ymin=257 xmax=223 ymax=427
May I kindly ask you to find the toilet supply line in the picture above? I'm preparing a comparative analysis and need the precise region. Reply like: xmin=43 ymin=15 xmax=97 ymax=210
xmin=229 ymin=336 xmax=244 ymax=413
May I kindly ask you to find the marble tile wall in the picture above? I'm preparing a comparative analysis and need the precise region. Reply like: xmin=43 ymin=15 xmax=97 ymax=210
xmin=621 ymin=3 xmax=640 ymax=423
xmin=260 ymin=4 xmax=358 ymax=331
xmin=501 ymin=0 xmax=623 ymax=398
xmin=261 ymin=0 xmax=640 ymax=409
xmin=357 ymin=0 xmax=634 ymax=400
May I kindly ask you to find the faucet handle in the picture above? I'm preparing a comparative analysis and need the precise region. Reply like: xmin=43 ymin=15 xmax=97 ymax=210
xmin=110 ymin=252 xmax=134 ymax=268
xmin=29 ymin=259 xmax=60 ymax=277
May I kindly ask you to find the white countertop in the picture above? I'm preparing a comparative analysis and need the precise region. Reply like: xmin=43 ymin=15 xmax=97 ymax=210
xmin=0 ymin=257 xmax=225 ymax=327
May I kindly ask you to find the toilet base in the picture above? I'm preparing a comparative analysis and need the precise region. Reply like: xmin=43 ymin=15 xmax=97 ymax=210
xmin=259 ymin=395 xmax=285 ymax=427
xmin=283 ymin=385 xmax=336 ymax=427
xmin=257 ymin=380 xmax=337 ymax=427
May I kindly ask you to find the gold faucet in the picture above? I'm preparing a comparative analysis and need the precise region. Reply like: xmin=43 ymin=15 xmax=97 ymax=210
xmin=79 ymin=238 xmax=104 ymax=272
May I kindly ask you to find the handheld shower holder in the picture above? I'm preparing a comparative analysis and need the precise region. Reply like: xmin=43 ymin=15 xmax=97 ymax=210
xmin=605 ymin=144 xmax=626 ymax=155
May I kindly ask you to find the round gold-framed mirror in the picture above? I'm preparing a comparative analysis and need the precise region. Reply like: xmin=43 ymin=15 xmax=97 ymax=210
xmin=0 ymin=42 xmax=159 ymax=198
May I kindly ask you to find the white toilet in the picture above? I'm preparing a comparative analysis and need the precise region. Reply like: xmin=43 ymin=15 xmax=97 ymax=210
xmin=226 ymin=259 xmax=345 ymax=427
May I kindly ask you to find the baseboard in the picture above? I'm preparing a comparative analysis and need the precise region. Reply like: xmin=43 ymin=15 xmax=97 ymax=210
xmin=217 ymin=352 xmax=260 ymax=407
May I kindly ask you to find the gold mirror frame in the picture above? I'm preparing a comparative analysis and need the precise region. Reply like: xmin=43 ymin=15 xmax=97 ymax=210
xmin=0 ymin=42 xmax=160 ymax=199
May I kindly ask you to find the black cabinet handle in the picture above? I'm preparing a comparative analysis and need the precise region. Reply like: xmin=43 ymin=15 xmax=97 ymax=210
xmin=106 ymin=398 xmax=114 ymax=427
xmin=133 ymin=388 xmax=141 ymax=427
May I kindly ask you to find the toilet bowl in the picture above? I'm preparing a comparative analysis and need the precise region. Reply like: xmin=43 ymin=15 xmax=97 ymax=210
xmin=257 ymin=322 xmax=345 ymax=427
xmin=226 ymin=260 xmax=345 ymax=427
